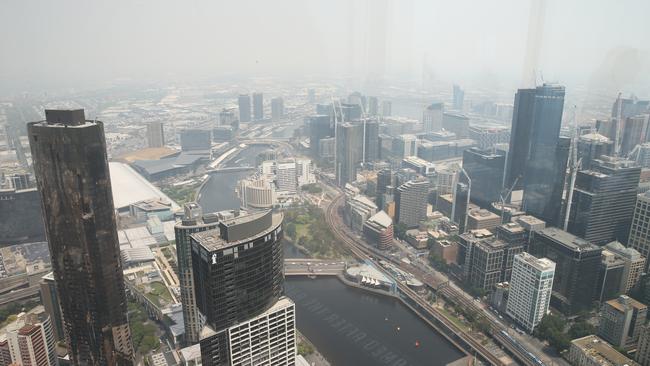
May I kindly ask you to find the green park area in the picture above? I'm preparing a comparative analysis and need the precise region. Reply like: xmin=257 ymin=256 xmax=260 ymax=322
xmin=143 ymin=281 xmax=173 ymax=307
xmin=283 ymin=205 xmax=351 ymax=259
xmin=161 ymin=181 xmax=201 ymax=205
xmin=127 ymin=301 xmax=161 ymax=355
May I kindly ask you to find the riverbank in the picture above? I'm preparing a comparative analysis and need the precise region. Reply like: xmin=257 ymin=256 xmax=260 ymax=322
xmin=297 ymin=330 xmax=331 ymax=366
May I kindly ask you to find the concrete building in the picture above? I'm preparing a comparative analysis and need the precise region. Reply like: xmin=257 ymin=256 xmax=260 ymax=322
xmin=599 ymin=295 xmax=647 ymax=350
xmin=346 ymin=195 xmax=378 ymax=232
xmin=599 ymin=251 xmax=627 ymax=303
xmin=200 ymin=297 xmax=296 ymax=366
xmin=506 ymin=253 xmax=555 ymax=333
xmin=0 ymin=306 xmax=57 ymax=366
xmin=146 ymin=121 xmax=165 ymax=148
xmin=395 ymin=179 xmax=429 ymax=228
xmin=308 ymin=115 xmax=332 ymax=158
xmin=423 ymin=102 xmax=444 ymax=133
xmin=530 ymin=227 xmax=602 ymax=315
xmin=174 ymin=203 xmax=220 ymax=345
xmin=603 ymin=241 xmax=645 ymax=295
xmin=629 ymin=192 xmax=650 ymax=270
xmin=191 ymin=211 xmax=289 ymax=365
xmin=567 ymin=156 xmax=641 ymax=245
xmin=271 ymin=97 xmax=284 ymax=121
xmin=637 ymin=325 xmax=650 ymax=365
xmin=28 ymin=109 xmax=134 ymax=365
xmin=238 ymin=94 xmax=251 ymax=123
xmin=417 ymin=139 xmax=477 ymax=162
xmin=253 ymin=92 xmax=264 ymax=121
xmin=335 ymin=122 xmax=363 ymax=186
xmin=363 ymin=211 xmax=394 ymax=251
xmin=405 ymin=229 xmax=429 ymax=250
xmin=129 ymin=198 xmax=174 ymax=221
xmin=401 ymin=156 xmax=435 ymax=178
xmin=295 ymin=159 xmax=315 ymax=187
xmin=431 ymin=240 xmax=459 ymax=265
xmin=569 ymin=335 xmax=638 ymax=366
xmin=239 ymin=176 xmax=276 ymax=209
xmin=468 ymin=125 xmax=510 ymax=149
xmin=218 ymin=108 xmax=237 ymax=128
xmin=392 ymin=134 xmax=418 ymax=158
xmin=381 ymin=100 xmax=392 ymax=117
xmin=466 ymin=209 xmax=501 ymax=231
xmin=276 ymin=160 xmax=297 ymax=194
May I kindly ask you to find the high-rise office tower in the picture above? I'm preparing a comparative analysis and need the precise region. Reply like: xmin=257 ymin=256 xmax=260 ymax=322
xmin=598 ymin=295 xmax=647 ymax=350
xmin=39 ymin=272 xmax=64 ymax=342
xmin=174 ymin=203 xmax=220 ymax=345
xmin=629 ymin=191 xmax=650 ymax=270
xmin=253 ymin=92 xmax=264 ymax=120
xmin=530 ymin=227 xmax=602 ymax=315
xmin=577 ymin=132 xmax=613 ymax=170
xmin=508 ymin=84 xmax=568 ymax=226
xmin=620 ymin=114 xmax=650 ymax=156
xmin=28 ymin=109 xmax=134 ymax=365
xmin=452 ymin=84 xmax=465 ymax=111
xmin=381 ymin=100 xmax=392 ymax=117
xmin=308 ymin=115 xmax=332 ymax=158
xmin=423 ymin=102 xmax=444 ymax=133
xmin=191 ymin=210 xmax=294 ymax=365
xmin=339 ymin=103 xmax=362 ymax=121
xmin=363 ymin=119 xmax=379 ymax=162
xmin=276 ymin=160 xmax=297 ymax=194
xmin=391 ymin=134 xmax=418 ymax=158
xmin=146 ymin=121 xmax=165 ymax=148
xmin=468 ymin=125 xmax=511 ymax=150
xmin=506 ymin=85 xmax=566 ymax=215
xmin=462 ymin=147 xmax=505 ymax=208
xmin=238 ymin=94 xmax=251 ymax=123
xmin=368 ymin=96 xmax=379 ymax=116
xmin=376 ymin=168 xmax=392 ymax=195
xmin=612 ymin=97 xmax=650 ymax=120
xmin=271 ymin=97 xmax=284 ymax=121
xmin=567 ymin=157 xmax=641 ymax=245
xmin=506 ymin=253 xmax=555 ymax=333
xmin=335 ymin=122 xmax=363 ymax=186
xmin=637 ymin=325 xmax=650 ymax=366
xmin=395 ymin=179 xmax=429 ymax=228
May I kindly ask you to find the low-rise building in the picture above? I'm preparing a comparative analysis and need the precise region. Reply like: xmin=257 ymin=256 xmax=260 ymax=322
xmin=431 ymin=239 xmax=458 ymax=265
xmin=129 ymin=198 xmax=174 ymax=222
xmin=466 ymin=209 xmax=501 ymax=231
xmin=363 ymin=211 xmax=393 ymax=251
xmin=569 ymin=335 xmax=639 ymax=366
xmin=599 ymin=295 xmax=647 ymax=350
xmin=405 ymin=229 xmax=429 ymax=250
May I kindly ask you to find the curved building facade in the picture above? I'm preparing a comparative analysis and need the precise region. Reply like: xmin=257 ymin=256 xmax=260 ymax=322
xmin=239 ymin=177 xmax=276 ymax=209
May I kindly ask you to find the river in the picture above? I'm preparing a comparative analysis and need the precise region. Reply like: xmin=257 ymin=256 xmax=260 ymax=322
xmin=198 ymin=145 xmax=464 ymax=365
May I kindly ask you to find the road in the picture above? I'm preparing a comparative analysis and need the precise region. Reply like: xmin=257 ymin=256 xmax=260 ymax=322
xmin=325 ymin=192 xmax=568 ymax=366
xmin=284 ymin=259 xmax=345 ymax=276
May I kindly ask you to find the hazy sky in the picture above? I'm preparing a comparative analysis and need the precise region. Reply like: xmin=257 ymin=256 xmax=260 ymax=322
xmin=1 ymin=0 xmax=649 ymax=94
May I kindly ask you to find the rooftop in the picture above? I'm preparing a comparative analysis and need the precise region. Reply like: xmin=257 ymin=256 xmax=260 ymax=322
xmin=606 ymin=295 xmax=647 ymax=313
xmin=571 ymin=335 xmax=638 ymax=366
xmin=516 ymin=252 xmax=555 ymax=271
xmin=366 ymin=210 xmax=392 ymax=228
xmin=109 ymin=162 xmax=180 ymax=211
xmin=192 ymin=211 xmax=282 ymax=251
xmin=538 ymin=227 xmax=600 ymax=252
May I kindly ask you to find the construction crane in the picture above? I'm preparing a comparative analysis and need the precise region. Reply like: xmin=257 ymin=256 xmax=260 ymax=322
xmin=562 ymin=105 xmax=580 ymax=231
xmin=498 ymin=176 xmax=520 ymax=224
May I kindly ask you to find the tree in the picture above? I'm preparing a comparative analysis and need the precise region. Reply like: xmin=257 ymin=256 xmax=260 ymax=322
xmin=569 ymin=321 xmax=596 ymax=340
xmin=394 ymin=222 xmax=407 ymax=240
xmin=286 ymin=223 xmax=297 ymax=239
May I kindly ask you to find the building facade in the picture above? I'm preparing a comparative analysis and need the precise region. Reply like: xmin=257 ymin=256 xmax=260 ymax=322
xmin=335 ymin=122 xmax=363 ymax=186
xmin=462 ymin=148 xmax=506 ymax=208
xmin=423 ymin=103 xmax=444 ymax=133
xmin=395 ymin=179 xmax=429 ymax=228
xmin=28 ymin=109 xmax=134 ymax=365
xmin=629 ymin=192 xmax=650 ymax=271
xmin=238 ymin=94 xmax=251 ymax=123
xmin=506 ymin=253 xmax=555 ymax=333
xmin=598 ymin=295 xmax=647 ymax=350
xmin=253 ymin=93 xmax=264 ymax=121
xmin=146 ymin=121 xmax=165 ymax=148
xmin=174 ymin=203 xmax=220 ymax=345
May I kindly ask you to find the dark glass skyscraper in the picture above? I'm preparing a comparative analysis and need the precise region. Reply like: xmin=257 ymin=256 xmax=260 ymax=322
xmin=335 ymin=122 xmax=363 ymax=186
xmin=191 ymin=210 xmax=288 ymax=365
xmin=175 ymin=203 xmax=219 ymax=345
xmin=363 ymin=119 xmax=379 ymax=162
xmin=308 ymin=115 xmax=332 ymax=158
xmin=28 ymin=109 xmax=134 ymax=366
xmin=567 ymin=157 xmax=641 ymax=245
xmin=462 ymin=147 xmax=505 ymax=208
xmin=506 ymin=84 xmax=567 ymax=226
xmin=253 ymin=92 xmax=264 ymax=121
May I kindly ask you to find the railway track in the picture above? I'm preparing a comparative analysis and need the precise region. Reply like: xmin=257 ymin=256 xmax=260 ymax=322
xmin=325 ymin=194 xmax=506 ymax=366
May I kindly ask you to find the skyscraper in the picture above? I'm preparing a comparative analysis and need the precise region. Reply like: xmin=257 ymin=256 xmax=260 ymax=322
xmin=253 ymin=92 xmax=264 ymax=120
xmin=146 ymin=121 xmax=164 ymax=148
xmin=0 ymin=306 xmax=57 ymax=366
xmin=452 ymin=84 xmax=465 ymax=111
xmin=238 ymin=94 xmax=251 ymax=123
xmin=308 ymin=115 xmax=332 ymax=158
xmin=511 ymin=84 xmax=568 ymax=226
xmin=28 ymin=109 xmax=133 ymax=365
xmin=567 ymin=157 xmax=641 ymax=245
xmin=506 ymin=253 xmax=555 ymax=333
xmin=191 ymin=210 xmax=294 ymax=365
xmin=271 ymin=97 xmax=284 ymax=121
xmin=395 ymin=179 xmax=429 ymax=228
xmin=174 ymin=203 xmax=220 ymax=345
xmin=335 ymin=122 xmax=363 ymax=186
xmin=368 ymin=96 xmax=379 ymax=116
xmin=38 ymin=273 xmax=64 ymax=342
xmin=423 ymin=102 xmax=443 ymax=133
xmin=620 ymin=114 xmax=650 ymax=156
xmin=363 ymin=119 xmax=379 ymax=162
xmin=598 ymin=295 xmax=647 ymax=350
xmin=577 ymin=132 xmax=613 ymax=170
xmin=531 ymin=227 xmax=602 ymax=315
xmin=462 ymin=147 xmax=505 ymax=208
xmin=629 ymin=191 xmax=650 ymax=270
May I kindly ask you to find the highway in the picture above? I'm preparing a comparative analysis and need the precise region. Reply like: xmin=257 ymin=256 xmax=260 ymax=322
xmin=325 ymin=192 xmax=562 ymax=366
xmin=284 ymin=259 xmax=345 ymax=276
